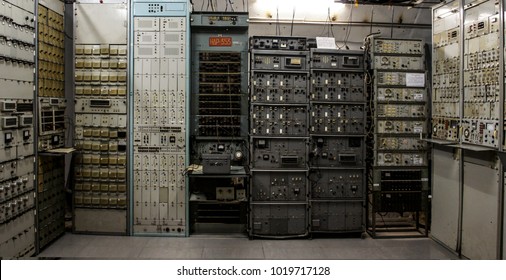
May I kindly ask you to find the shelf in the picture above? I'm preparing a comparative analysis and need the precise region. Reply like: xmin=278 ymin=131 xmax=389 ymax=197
xmin=309 ymin=167 xmax=365 ymax=170
xmin=189 ymin=166 xmax=249 ymax=178
xmin=39 ymin=147 xmax=76 ymax=156
xmin=421 ymin=138 xmax=458 ymax=145
xmin=190 ymin=199 xmax=247 ymax=204
xmin=448 ymin=143 xmax=497 ymax=152
xmin=250 ymin=168 xmax=308 ymax=173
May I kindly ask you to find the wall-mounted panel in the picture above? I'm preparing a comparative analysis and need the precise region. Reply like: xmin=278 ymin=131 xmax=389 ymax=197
xmin=0 ymin=0 xmax=36 ymax=258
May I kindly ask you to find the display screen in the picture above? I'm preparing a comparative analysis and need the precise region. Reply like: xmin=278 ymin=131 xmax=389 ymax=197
xmin=209 ymin=37 xmax=233 ymax=47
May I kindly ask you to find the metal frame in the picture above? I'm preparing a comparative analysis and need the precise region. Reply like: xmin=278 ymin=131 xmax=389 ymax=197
xmin=367 ymin=36 xmax=430 ymax=238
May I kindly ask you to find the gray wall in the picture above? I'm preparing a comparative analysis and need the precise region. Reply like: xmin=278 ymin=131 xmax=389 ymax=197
xmin=191 ymin=0 xmax=433 ymax=49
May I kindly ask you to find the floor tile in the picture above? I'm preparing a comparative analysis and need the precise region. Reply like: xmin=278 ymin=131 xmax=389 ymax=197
xmin=75 ymin=245 xmax=143 ymax=259
xmin=323 ymin=247 xmax=388 ymax=260
xmin=202 ymin=247 xmax=265 ymax=259
xmin=263 ymin=247 xmax=327 ymax=260
xmin=137 ymin=247 xmax=204 ymax=259
xmin=37 ymin=244 xmax=86 ymax=258
xmin=89 ymin=235 xmax=148 ymax=248
xmin=315 ymin=237 xmax=379 ymax=249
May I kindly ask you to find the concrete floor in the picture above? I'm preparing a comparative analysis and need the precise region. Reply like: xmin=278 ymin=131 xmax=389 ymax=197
xmin=37 ymin=233 xmax=459 ymax=259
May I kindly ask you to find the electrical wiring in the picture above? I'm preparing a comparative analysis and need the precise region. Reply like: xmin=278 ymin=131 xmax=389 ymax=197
xmin=276 ymin=7 xmax=281 ymax=36
xmin=290 ymin=7 xmax=295 ymax=36
xmin=336 ymin=5 xmax=353 ymax=50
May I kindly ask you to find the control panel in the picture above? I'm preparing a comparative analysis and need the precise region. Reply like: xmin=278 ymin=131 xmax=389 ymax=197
xmin=131 ymin=0 xmax=189 ymax=235
xmin=432 ymin=0 xmax=461 ymax=142
xmin=251 ymin=51 xmax=309 ymax=71
xmin=368 ymin=37 xmax=429 ymax=236
xmin=309 ymin=136 xmax=364 ymax=167
xmin=461 ymin=0 xmax=500 ymax=148
xmin=309 ymin=49 xmax=366 ymax=235
xmin=251 ymin=72 xmax=309 ymax=104
xmin=0 ymin=0 xmax=36 ymax=258
xmin=309 ymin=169 xmax=363 ymax=199
xmin=310 ymin=104 xmax=365 ymax=135
xmin=38 ymin=97 xmax=65 ymax=151
xmin=310 ymin=71 xmax=365 ymax=102
xmin=73 ymin=1 xmax=128 ymax=234
xmin=251 ymin=171 xmax=307 ymax=201
xmin=249 ymin=36 xmax=310 ymax=238
xmin=190 ymin=12 xmax=248 ymax=169
xmin=250 ymin=36 xmax=308 ymax=51
xmin=251 ymin=138 xmax=307 ymax=169
xmin=251 ymin=105 xmax=308 ymax=136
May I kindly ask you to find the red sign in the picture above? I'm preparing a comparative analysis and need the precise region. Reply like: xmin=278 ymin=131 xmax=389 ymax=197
xmin=209 ymin=37 xmax=233 ymax=47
